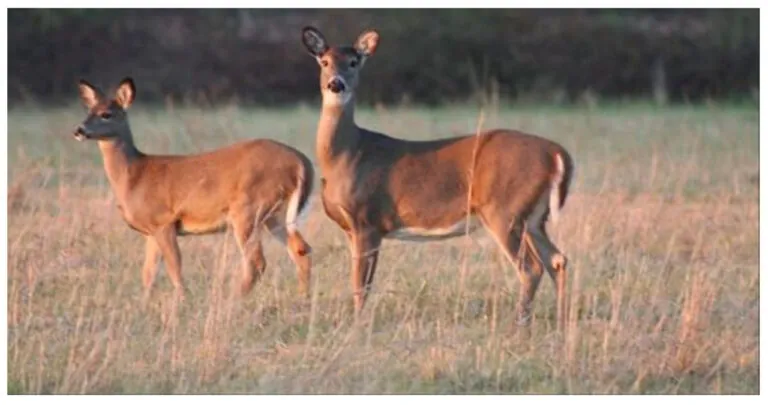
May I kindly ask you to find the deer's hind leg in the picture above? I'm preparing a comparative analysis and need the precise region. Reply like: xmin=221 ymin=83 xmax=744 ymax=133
xmin=525 ymin=209 xmax=568 ymax=331
xmin=264 ymin=216 xmax=312 ymax=299
xmin=231 ymin=210 xmax=267 ymax=296
xmin=478 ymin=206 xmax=544 ymax=327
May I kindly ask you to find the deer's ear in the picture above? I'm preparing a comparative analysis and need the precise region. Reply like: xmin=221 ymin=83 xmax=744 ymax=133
xmin=114 ymin=77 xmax=136 ymax=110
xmin=302 ymin=26 xmax=329 ymax=57
xmin=78 ymin=79 xmax=103 ymax=109
xmin=354 ymin=29 xmax=380 ymax=58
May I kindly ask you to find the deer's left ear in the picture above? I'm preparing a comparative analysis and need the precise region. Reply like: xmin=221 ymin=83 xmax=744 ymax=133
xmin=302 ymin=26 xmax=329 ymax=57
xmin=78 ymin=79 xmax=103 ymax=109
xmin=114 ymin=77 xmax=136 ymax=109
xmin=354 ymin=29 xmax=380 ymax=59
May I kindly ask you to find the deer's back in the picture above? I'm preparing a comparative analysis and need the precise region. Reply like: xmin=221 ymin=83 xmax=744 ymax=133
xmin=323 ymin=128 xmax=568 ymax=233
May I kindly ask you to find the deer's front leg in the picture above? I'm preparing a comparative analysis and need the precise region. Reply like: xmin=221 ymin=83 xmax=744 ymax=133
xmin=154 ymin=224 xmax=185 ymax=300
xmin=141 ymin=236 xmax=161 ymax=303
xmin=348 ymin=229 xmax=382 ymax=313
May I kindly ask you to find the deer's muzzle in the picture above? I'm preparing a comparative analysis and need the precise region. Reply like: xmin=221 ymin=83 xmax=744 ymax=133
xmin=73 ymin=125 xmax=89 ymax=141
xmin=327 ymin=77 xmax=347 ymax=94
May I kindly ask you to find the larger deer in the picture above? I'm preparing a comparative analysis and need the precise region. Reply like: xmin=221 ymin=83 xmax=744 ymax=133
xmin=73 ymin=77 xmax=314 ymax=300
xmin=301 ymin=27 xmax=575 ymax=327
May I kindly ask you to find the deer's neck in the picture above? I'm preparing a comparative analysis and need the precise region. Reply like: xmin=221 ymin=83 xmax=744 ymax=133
xmin=316 ymin=101 xmax=359 ymax=173
xmin=97 ymin=127 xmax=142 ymax=196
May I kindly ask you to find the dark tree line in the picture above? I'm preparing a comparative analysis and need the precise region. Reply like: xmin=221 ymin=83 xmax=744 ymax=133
xmin=7 ymin=9 xmax=759 ymax=106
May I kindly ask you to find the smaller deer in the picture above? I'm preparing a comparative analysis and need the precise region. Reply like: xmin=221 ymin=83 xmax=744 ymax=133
xmin=73 ymin=77 xmax=314 ymax=300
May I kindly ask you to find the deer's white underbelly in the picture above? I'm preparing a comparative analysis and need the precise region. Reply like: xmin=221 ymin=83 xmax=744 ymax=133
xmin=385 ymin=217 xmax=480 ymax=241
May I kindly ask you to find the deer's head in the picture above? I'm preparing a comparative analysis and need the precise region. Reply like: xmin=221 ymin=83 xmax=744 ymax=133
xmin=74 ymin=77 xmax=135 ymax=141
xmin=301 ymin=27 xmax=380 ymax=107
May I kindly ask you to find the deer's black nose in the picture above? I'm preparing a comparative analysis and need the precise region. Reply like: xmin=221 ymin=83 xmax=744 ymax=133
xmin=73 ymin=125 xmax=89 ymax=141
xmin=327 ymin=78 xmax=346 ymax=94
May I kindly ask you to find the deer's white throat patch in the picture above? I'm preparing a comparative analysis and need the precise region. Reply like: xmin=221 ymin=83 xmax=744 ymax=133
xmin=322 ymin=91 xmax=353 ymax=107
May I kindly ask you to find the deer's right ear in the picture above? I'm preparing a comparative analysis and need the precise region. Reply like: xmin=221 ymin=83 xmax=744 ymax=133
xmin=115 ymin=77 xmax=136 ymax=110
xmin=354 ymin=29 xmax=380 ymax=58
xmin=78 ymin=79 xmax=102 ymax=109
xmin=301 ymin=26 xmax=329 ymax=58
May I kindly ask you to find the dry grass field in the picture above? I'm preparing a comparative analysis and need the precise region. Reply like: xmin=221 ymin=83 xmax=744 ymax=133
xmin=6 ymin=102 xmax=759 ymax=394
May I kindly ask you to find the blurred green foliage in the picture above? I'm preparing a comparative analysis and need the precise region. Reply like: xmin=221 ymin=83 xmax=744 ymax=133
xmin=7 ymin=9 xmax=759 ymax=106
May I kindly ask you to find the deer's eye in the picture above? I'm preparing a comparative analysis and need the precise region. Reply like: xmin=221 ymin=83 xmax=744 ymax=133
xmin=321 ymin=60 xmax=329 ymax=67
xmin=100 ymin=112 xmax=112 ymax=120
xmin=349 ymin=59 xmax=358 ymax=68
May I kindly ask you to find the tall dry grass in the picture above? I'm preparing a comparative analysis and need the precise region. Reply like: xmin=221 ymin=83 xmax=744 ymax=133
xmin=6 ymin=103 xmax=758 ymax=393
